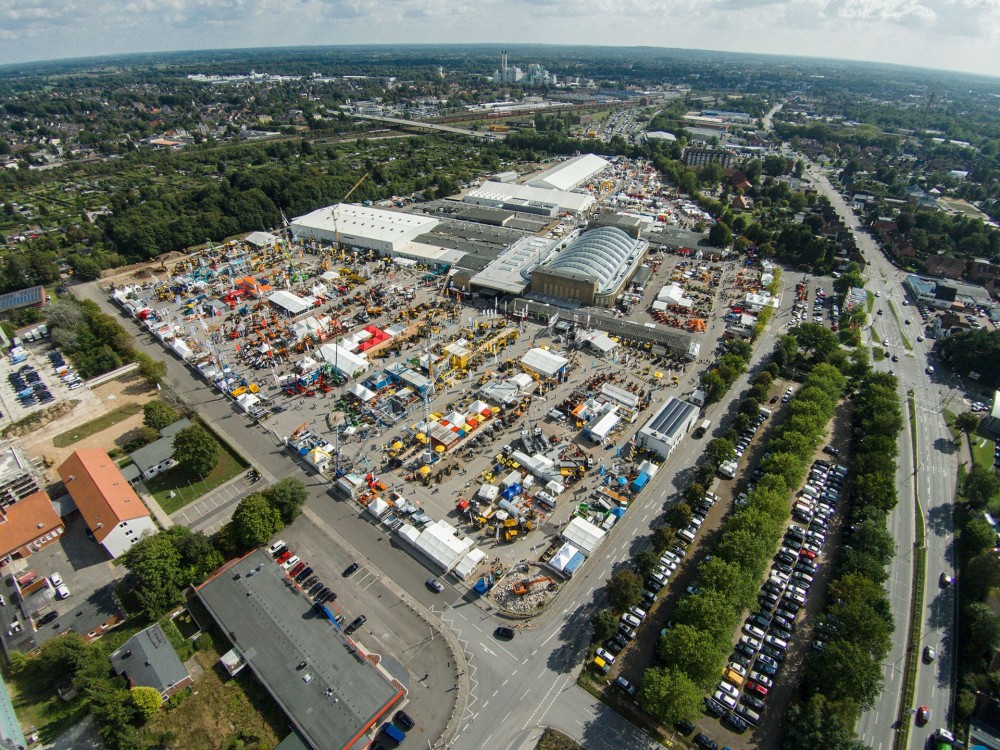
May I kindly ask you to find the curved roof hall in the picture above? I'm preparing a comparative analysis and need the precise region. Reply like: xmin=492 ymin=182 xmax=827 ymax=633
xmin=543 ymin=227 xmax=638 ymax=293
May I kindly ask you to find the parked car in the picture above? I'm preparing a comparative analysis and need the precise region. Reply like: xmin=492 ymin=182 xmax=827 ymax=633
xmin=614 ymin=676 xmax=637 ymax=696
xmin=426 ymin=579 xmax=445 ymax=593
xmin=342 ymin=562 xmax=360 ymax=577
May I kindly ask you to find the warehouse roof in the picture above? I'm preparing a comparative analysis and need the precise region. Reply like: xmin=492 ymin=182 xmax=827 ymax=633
xmin=290 ymin=204 xmax=438 ymax=244
xmin=640 ymin=397 xmax=699 ymax=443
xmin=542 ymin=227 xmax=645 ymax=294
xmin=527 ymin=154 xmax=609 ymax=191
xmin=464 ymin=181 xmax=595 ymax=214
xmin=521 ymin=348 xmax=568 ymax=379
xmin=196 ymin=550 xmax=402 ymax=750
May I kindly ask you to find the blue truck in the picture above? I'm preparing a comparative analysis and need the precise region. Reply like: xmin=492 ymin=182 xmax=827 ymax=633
xmin=381 ymin=722 xmax=405 ymax=743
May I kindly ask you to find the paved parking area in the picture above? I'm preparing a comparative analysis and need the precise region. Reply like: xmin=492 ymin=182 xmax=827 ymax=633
xmin=1 ymin=512 xmax=125 ymax=650
xmin=274 ymin=516 xmax=458 ymax=747
xmin=0 ymin=340 xmax=98 ymax=426
xmin=169 ymin=473 xmax=262 ymax=534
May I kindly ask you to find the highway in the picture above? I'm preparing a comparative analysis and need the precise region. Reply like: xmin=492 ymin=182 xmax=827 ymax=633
xmin=350 ymin=113 xmax=495 ymax=139
xmin=804 ymin=163 xmax=958 ymax=750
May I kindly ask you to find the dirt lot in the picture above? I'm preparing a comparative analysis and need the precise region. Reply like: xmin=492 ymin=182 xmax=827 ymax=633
xmin=21 ymin=372 xmax=158 ymax=469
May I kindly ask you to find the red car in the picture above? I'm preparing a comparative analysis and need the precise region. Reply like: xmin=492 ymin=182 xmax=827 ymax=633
xmin=916 ymin=706 xmax=929 ymax=726
xmin=276 ymin=550 xmax=293 ymax=564
xmin=746 ymin=681 xmax=769 ymax=698
xmin=289 ymin=561 xmax=307 ymax=577
xmin=799 ymin=549 xmax=817 ymax=560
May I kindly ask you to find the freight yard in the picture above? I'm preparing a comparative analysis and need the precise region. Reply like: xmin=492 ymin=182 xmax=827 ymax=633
xmin=105 ymin=161 xmax=793 ymax=603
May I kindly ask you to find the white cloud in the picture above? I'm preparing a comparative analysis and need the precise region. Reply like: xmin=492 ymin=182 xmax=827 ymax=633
xmin=0 ymin=0 xmax=997 ymax=75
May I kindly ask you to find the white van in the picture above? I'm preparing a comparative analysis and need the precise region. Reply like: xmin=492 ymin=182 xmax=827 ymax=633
xmin=678 ymin=528 xmax=696 ymax=544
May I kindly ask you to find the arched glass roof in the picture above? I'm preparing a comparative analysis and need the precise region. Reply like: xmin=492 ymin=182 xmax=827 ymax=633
xmin=544 ymin=227 xmax=638 ymax=293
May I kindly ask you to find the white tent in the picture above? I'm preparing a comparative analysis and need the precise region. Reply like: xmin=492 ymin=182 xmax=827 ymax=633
xmin=319 ymin=344 xmax=369 ymax=377
xmin=443 ymin=410 xmax=467 ymax=426
xmin=511 ymin=372 xmax=535 ymax=391
xmin=171 ymin=339 xmax=193 ymax=361
xmin=521 ymin=348 xmax=568 ymax=379
xmin=320 ymin=270 xmax=340 ymax=281
xmin=305 ymin=446 xmax=331 ymax=471
xmin=468 ymin=400 xmax=492 ymax=416
xmin=269 ymin=290 xmax=312 ymax=316
xmin=580 ymin=331 xmax=617 ymax=355
xmin=453 ymin=548 xmax=487 ymax=580
xmin=413 ymin=520 xmax=475 ymax=572
xmin=367 ymin=497 xmax=390 ymax=519
xmin=635 ymin=459 xmax=659 ymax=477
xmin=348 ymin=383 xmax=376 ymax=402
xmin=235 ymin=393 xmax=260 ymax=413
xmin=549 ymin=542 xmax=584 ymax=575
xmin=478 ymin=484 xmax=499 ymax=502
xmin=561 ymin=516 xmax=606 ymax=556
xmin=397 ymin=524 xmax=421 ymax=545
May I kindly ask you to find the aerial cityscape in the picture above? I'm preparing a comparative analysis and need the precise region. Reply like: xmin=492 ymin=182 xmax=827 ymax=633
xmin=0 ymin=37 xmax=998 ymax=750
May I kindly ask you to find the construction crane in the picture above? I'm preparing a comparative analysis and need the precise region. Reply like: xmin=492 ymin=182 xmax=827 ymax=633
xmin=332 ymin=173 xmax=370 ymax=247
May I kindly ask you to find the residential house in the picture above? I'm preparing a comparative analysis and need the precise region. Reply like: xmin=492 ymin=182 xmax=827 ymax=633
xmin=0 ymin=489 xmax=64 ymax=560
xmin=110 ymin=623 xmax=193 ymax=702
xmin=926 ymin=255 xmax=967 ymax=280
xmin=128 ymin=419 xmax=191 ymax=481
xmin=58 ymin=449 xmax=157 ymax=559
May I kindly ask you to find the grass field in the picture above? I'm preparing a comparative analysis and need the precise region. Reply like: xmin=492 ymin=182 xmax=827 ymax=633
xmin=4 ymin=672 xmax=89 ymax=744
xmin=136 ymin=644 xmax=286 ymax=750
xmin=970 ymin=432 xmax=996 ymax=473
xmin=145 ymin=430 xmax=246 ymax=514
xmin=52 ymin=402 xmax=144 ymax=448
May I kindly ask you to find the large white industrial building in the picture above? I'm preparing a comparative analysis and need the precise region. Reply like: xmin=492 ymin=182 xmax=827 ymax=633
xmin=290 ymin=204 xmax=439 ymax=254
xmin=463 ymin=181 xmax=595 ymax=216
xmin=526 ymin=154 xmax=609 ymax=191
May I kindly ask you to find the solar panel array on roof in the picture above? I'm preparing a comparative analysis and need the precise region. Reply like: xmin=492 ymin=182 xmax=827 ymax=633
xmin=0 ymin=285 xmax=45 ymax=312
xmin=647 ymin=397 xmax=699 ymax=438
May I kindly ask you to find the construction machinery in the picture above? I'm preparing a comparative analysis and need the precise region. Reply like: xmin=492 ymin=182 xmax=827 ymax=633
xmin=513 ymin=576 xmax=556 ymax=596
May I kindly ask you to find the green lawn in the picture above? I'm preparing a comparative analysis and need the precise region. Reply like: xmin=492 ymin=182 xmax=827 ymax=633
xmin=872 ymin=346 xmax=885 ymax=362
xmin=145 ymin=432 xmax=246 ymax=514
xmin=4 ymin=668 xmax=90 ymax=743
xmin=52 ymin=402 xmax=144 ymax=448
xmin=970 ymin=432 xmax=996 ymax=473
xmin=867 ymin=290 xmax=875 ymax=313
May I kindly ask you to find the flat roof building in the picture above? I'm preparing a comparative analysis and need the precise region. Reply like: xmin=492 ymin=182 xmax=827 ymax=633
xmin=466 ymin=235 xmax=558 ymax=295
xmin=636 ymin=397 xmax=700 ymax=459
xmin=463 ymin=181 xmax=595 ymax=216
xmin=290 ymin=204 xmax=439 ymax=254
xmin=195 ymin=550 xmax=403 ymax=750
xmin=57 ymin=449 xmax=157 ymax=559
xmin=526 ymin=154 xmax=609 ymax=191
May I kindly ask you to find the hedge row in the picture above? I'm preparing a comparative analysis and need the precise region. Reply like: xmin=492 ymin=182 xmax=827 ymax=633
xmin=643 ymin=359 xmax=846 ymax=722
xmin=784 ymin=372 xmax=901 ymax=746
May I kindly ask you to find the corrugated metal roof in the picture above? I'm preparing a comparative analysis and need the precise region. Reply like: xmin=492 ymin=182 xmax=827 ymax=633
xmin=527 ymin=154 xmax=609 ymax=192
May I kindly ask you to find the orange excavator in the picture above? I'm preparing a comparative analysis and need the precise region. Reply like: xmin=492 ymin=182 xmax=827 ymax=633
xmin=513 ymin=576 xmax=555 ymax=596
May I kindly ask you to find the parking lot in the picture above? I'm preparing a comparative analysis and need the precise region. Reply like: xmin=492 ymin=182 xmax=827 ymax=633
xmin=0 ymin=339 xmax=98 ymax=426
xmin=2 ymin=511 xmax=126 ymax=650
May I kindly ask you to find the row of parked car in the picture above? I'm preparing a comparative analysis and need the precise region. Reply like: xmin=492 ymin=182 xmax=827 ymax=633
xmin=703 ymin=459 xmax=847 ymax=740
xmin=48 ymin=350 xmax=84 ymax=390
xmin=8 ymin=363 xmax=54 ymax=407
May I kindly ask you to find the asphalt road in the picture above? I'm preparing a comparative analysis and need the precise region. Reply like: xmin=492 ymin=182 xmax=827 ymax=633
xmin=805 ymin=164 xmax=958 ymax=750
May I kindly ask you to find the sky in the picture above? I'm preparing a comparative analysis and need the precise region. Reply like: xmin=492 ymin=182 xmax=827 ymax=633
xmin=1 ymin=0 xmax=999 ymax=77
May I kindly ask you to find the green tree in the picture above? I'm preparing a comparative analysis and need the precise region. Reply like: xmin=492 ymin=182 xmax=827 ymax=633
xmin=136 ymin=352 xmax=168 ymax=386
xmin=804 ymin=638 xmax=883 ymax=709
xmin=143 ymin=401 xmax=178 ymax=431
xmin=591 ymin=609 xmax=618 ymax=643
xmin=964 ymin=464 xmax=998 ymax=511
xmin=230 ymin=493 xmax=283 ymax=551
xmin=784 ymin=694 xmax=867 ymax=750
xmin=130 ymin=686 xmax=162 ymax=722
xmin=708 ymin=221 xmax=733 ymax=248
xmin=659 ymin=624 xmax=725 ymax=689
xmin=965 ymin=551 xmax=1000 ymax=602
xmin=606 ymin=569 xmax=644 ymax=613
xmin=634 ymin=549 xmax=660 ymax=578
xmin=963 ymin=517 xmax=998 ymax=560
xmin=665 ymin=502 xmax=692 ymax=530
xmin=638 ymin=667 xmax=703 ymax=724
xmin=705 ymin=438 xmax=735 ymax=468
xmin=963 ymin=602 xmax=1000 ymax=667
xmin=651 ymin=524 xmax=676 ymax=553
xmin=262 ymin=477 xmax=309 ymax=524
xmin=957 ymin=411 xmax=981 ymax=434
xmin=121 ymin=532 xmax=185 ymax=619
xmin=173 ymin=424 xmax=220 ymax=478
